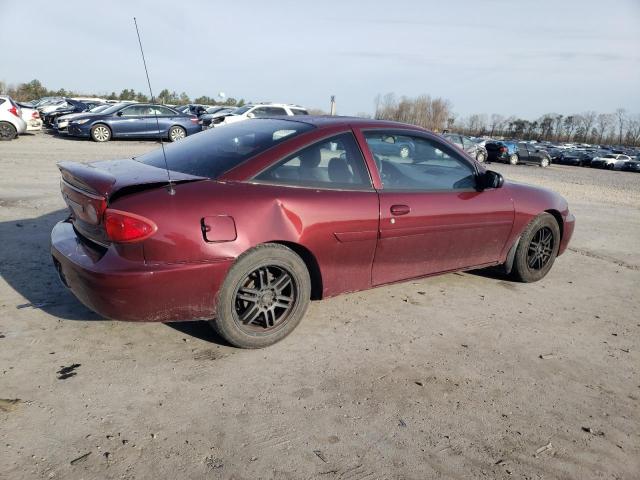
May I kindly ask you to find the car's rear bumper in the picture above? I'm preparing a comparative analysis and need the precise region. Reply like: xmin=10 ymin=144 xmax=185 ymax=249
xmin=51 ymin=220 xmax=234 ymax=322
xmin=558 ymin=212 xmax=575 ymax=256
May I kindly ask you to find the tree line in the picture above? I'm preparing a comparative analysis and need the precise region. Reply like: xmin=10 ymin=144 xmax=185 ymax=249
xmin=0 ymin=79 xmax=245 ymax=108
xmin=375 ymin=93 xmax=640 ymax=147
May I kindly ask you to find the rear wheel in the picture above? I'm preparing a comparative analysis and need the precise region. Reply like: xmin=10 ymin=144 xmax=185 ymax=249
xmin=399 ymin=145 xmax=411 ymax=159
xmin=210 ymin=243 xmax=311 ymax=348
xmin=607 ymin=163 xmax=615 ymax=170
xmin=509 ymin=154 xmax=519 ymax=165
xmin=540 ymin=157 xmax=550 ymax=168
xmin=168 ymin=125 xmax=186 ymax=142
xmin=0 ymin=121 xmax=17 ymax=140
xmin=476 ymin=151 xmax=486 ymax=163
xmin=90 ymin=124 xmax=111 ymax=142
xmin=511 ymin=213 xmax=560 ymax=282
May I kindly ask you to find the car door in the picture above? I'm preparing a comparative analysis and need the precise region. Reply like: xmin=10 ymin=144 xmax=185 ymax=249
xmin=252 ymin=131 xmax=380 ymax=295
xmin=112 ymin=105 xmax=151 ymax=136
xmin=360 ymin=130 xmax=514 ymax=286
xmin=517 ymin=143 xmax=531 ymax=163
xmin=462 ymin=136 xmax=478 ymax=157
xmin=146 ymin=106 xmax=178 ymax=137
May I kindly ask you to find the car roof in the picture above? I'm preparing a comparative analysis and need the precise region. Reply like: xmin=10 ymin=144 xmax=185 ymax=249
xmin=255 ymin=115 xmax=430 ymax=132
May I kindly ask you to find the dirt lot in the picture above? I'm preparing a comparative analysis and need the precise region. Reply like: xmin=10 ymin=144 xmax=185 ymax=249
xmin=1 ymin=132 xmax=638 ymax=480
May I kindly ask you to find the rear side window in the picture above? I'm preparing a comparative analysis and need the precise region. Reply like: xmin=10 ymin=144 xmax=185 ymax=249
xmin=135 ymin=119 xmax=314 ymax=179
xmin=0 ymin=99 xmax=5 ymax=106
xmin=254 ymin=132 xmax=372 ymax=190
xmin=291 ymin=109 xmax=308 ymax=115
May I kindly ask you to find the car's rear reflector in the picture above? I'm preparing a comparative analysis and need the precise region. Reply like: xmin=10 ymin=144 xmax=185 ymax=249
xmin=104 ymin=209 xmax=157 ymax=243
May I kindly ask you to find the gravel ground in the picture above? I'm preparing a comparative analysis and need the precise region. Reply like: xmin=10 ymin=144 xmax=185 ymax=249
xmin=0 ymin=131 xmax=638 ymax=480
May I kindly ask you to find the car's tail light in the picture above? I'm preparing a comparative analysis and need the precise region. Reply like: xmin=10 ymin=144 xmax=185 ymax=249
xmin=499 ymin=146 xmax=506 ymax=153
xmin=190 ymin=117 xmax=199 ymax=123
xmin=104 ymin=209 xmax=157 ymax=243
xmin=8 ymin=106 xmax=20 ymax=118
xmin=32 ymin=111 xmax=40 ymax=119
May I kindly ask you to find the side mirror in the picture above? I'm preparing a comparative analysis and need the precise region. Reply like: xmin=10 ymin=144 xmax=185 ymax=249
xmin=116 ymin=111 xmax=123 ymax=117
xmin=246 ymin=112 xmax=255 ymax=119
xmin=479 ymin=170 xmax=504 ymax=190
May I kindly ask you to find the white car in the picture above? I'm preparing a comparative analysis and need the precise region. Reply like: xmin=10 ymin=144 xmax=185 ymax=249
xmin=18 ymin=104 xmax=43 ymax=131
xmin=590 ymin=153 xmax=631 ymax=170
xmin=0 ymin=95 xmax=27 ymax=140
xmin=209 ymin=103 xmax=308 ymax=128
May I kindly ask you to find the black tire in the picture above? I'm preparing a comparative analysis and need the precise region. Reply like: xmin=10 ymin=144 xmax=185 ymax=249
xmin=168 ymin=125 xmax=186 ymax=142
xmin=90 ymin=124 xmax=111 ymax=142
xmin=607 ymin=163 xmax=615 ymax=170
xmin=511 ymin=213 xmax=560 ymax=283
xmin=0 ymin=121 xmax=17 ymax=141
xmin=509 ymin=154 xmax=519 ymax=165
xmin=210 ymin=243 xmax=311 ymax=348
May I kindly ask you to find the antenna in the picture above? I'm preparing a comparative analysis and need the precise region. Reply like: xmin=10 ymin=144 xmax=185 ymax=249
xmin=133 ymin=17 xmax=175 ymax=195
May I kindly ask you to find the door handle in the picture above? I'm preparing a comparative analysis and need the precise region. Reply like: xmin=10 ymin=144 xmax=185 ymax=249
xmin=390 ymin=204 xmax=411 ymax=216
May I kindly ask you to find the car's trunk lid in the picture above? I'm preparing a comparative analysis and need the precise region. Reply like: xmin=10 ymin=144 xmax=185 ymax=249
xmin=58 ymin=159 xmax=204 ymax=245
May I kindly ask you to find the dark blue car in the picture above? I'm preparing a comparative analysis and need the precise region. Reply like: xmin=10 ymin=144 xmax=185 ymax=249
xmin=67 ymin=103 xmax=201 ymax=142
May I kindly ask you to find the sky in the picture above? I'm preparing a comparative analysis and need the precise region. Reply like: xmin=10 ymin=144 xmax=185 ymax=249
xmin=2 ymin=0 xmax=639 ymax=118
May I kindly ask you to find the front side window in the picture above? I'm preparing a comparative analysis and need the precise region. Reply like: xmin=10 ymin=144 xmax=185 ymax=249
xmin=254 ymin=132 xmax=372 ymax=190
xmin=121 ymin=105 xmax=147 ymax=116
xmin=365 ymin=132 xmax=476 ymax=191
xmin=462 ymin=136 xmax=475 ymax=150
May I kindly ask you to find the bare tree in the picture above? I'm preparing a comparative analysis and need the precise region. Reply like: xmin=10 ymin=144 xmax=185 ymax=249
xmin=579 ymin=111 xmax=597 ymax=143
xmin=596 ymin=113 xmax=613 ymax=144
xmin=615 ymin=108 xmax=626 ymax=144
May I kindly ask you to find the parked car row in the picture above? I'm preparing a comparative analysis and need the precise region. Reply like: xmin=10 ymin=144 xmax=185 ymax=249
xmin=449 ymin=135 xmax=640 ymax=172
xmin=5 ymin=97 xmax=310 ymax=143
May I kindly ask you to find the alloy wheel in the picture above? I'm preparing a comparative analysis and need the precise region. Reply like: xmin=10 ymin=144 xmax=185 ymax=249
xmin=170 ymin=127 xmax=186 ymax=141
xmin=527 ymin=227 xmax=554 ymax=270
xmin=233 ymin=265 xmax=297 ymax=333
xmin=92 ymin=125 xmax=110 ymax=142
xmin=0 ymin=122 xmax=16 ymax=140
xmin=399 ymin=146 xmax=410 ymax=159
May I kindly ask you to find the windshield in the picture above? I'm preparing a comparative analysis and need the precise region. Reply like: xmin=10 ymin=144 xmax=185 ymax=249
xmin=90 ymin=104 xmax=111 ymax=113
xmin=97 ymin=104 xmax=128 ymax=115
xmin=603 ymin=154 xmax=616 ymax=158
xmin=135 ymin=119 xmax=314 ymax=179
xmin=232 ymin=106 xmax=252 ymax=115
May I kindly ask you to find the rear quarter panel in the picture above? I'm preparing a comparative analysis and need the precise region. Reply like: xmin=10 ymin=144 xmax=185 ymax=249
xmin=111 ymin=180 xmax=380 ymax=298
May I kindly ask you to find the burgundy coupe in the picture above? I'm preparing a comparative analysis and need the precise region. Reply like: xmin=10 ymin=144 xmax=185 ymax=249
xmin=51 ymin=117 xmax=575 ymax=348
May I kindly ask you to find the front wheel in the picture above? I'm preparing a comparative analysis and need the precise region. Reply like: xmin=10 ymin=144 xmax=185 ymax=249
xmin=509 ymin=154 xmax=519 ymax=165
xmin=540 ymin=157 xmax=550 ymax=168
xmin=168 ymin=125 xmax=186 ymax=142
xmin=511 ymin=213 xmax=560 ymax=283
xmin=0 ymin=121 xmax=17 ymax=141
xmin=399 ymin=145 xmax=411 ymax=159
xmin=476 ymin=151 xmax=487 ymax=163
xmin=210 ymin=243 xmax=311 ymax=348
xmin=90 ymin=124 xmax=111 ymax=142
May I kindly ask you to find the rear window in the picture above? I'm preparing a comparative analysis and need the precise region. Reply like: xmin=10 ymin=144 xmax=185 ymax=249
xmin=135 ymin=119 xmax=314 ymax=179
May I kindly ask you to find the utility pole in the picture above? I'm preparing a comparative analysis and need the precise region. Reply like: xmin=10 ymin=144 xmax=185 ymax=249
xmin=330 ymin=95 xmax=336 ymax=116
